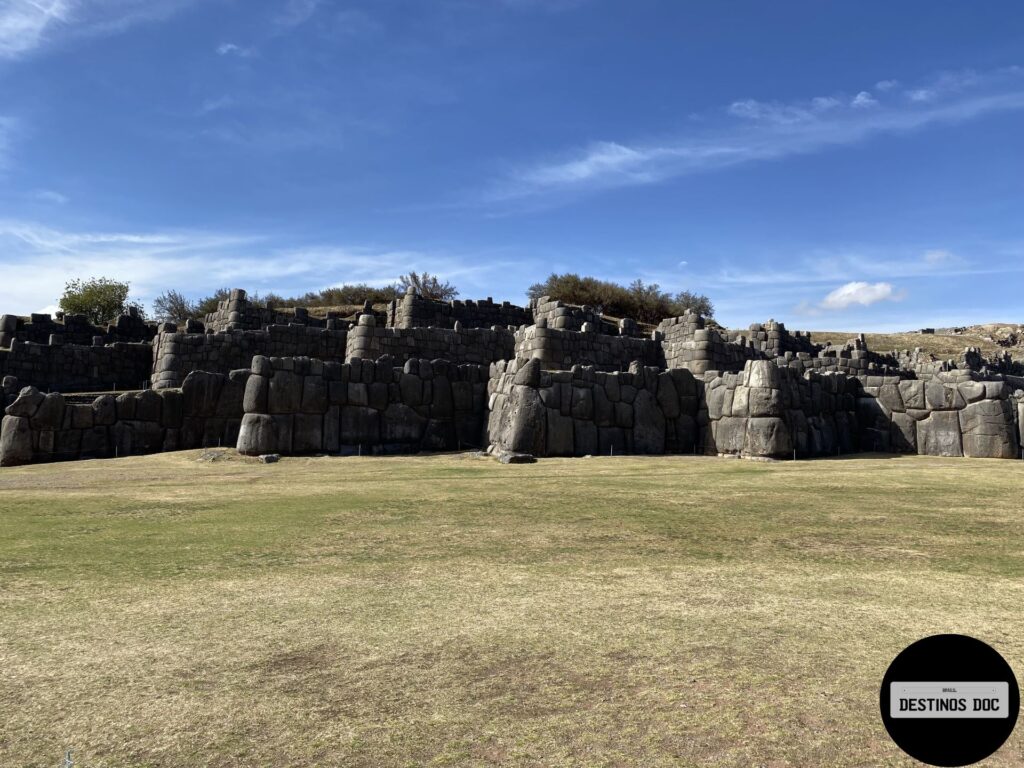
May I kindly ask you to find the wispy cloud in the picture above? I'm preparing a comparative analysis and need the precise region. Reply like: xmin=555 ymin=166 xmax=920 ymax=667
xmin=31 ymin=188 xmax=69 ymax=204
xmin=0 ymin=0 xmax=71 ymax=59
xmin=216 ymin=42 xmax=254 ymax=58
xmin=0 ymin=220 xmax=531 ymax=314
xmin=0 ymin=114 xmax=15 ymax=169
xmin=0 ymin=0 xmax=195 ymax=60
xmin=275 ymin=0 xmax=322 ymax=29
xmin=490 ymin=67 xmax=1024 ymax=205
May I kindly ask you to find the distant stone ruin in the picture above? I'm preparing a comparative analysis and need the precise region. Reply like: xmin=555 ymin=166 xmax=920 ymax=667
xmin=2 ymin=288 xmax=1022 ymax=466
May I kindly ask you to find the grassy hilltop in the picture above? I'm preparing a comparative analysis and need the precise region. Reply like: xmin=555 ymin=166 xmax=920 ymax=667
xmin=810 ymin=325 xmax=1024 ymax=362
xmin=2 ymin=452 xmax=1023 ymax=767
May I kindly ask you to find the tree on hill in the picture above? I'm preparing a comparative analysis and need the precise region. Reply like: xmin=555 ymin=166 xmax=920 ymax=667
xmin=194 ymin=288 xmax=232 ymax=318
xmin=152 ymin=290 xmax=198 ymax=324
xmin=527 ymin=273 xmax=713 ymax=324
xmin=59 ymin=277 xmax=145 ymax=325
xmin=398 ymin=272 xmax=459 ymax=301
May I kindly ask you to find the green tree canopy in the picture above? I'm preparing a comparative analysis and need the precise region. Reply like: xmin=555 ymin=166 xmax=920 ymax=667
xmin=527 ymin=273 xmax=713 ymax=324
xmin=59 ymin=277 xmax=145 ymax=325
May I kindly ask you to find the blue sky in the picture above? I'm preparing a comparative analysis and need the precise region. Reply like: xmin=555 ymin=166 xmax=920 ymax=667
xmin=1 ymin=0 xmax=1022 ymax=331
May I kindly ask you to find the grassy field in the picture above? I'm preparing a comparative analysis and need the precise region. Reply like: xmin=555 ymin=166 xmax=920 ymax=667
xmin=1 ymin=451 xmax=1023 ymax=767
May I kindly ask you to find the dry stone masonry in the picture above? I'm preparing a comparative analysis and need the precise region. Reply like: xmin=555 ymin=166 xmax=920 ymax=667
xmin=236 ymin=355 xmax=488 ymax=456
xmin=387 ymin=290 xmax=533 ymax=330
xmin=2 ymin=286 xmax=1022 ymax=466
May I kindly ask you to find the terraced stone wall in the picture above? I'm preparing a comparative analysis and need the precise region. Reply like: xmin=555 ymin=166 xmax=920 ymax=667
xmin=386 ymin=291 xmax=533 ymax=330
xmin=0 ymin=370 xmax=247 ymax=466
xmin=236 ymin=355 xmax=489 ymax=456
xmin=486 ymin=358 xmax=699 ymax=457
xmin=0 ymin=339 xmax=154 ymax=393
xmin=514 ymin=325 xmax=662 ymax=371
xmin=151 ymin=325 xmax=349 ymax=389
xmin=345 ymin=318 xmax=514 ymax=367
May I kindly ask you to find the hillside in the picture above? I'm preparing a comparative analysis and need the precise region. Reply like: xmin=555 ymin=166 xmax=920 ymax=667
xmin=809 ymin=324 xmax=1024 ymax=363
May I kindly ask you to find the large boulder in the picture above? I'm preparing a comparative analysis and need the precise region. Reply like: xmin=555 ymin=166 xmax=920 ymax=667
xmin=292 ymin=413 xmax=323 ymax=453
xmin=959 ymin=399 xmax=1018 ymax=459
xmin=917 ymin=411 xmax=963 ymax=457
xmin=381 ymin=403 xmax=426 ymax=443
xmin=182 ymin=371 xmax=225 ymax=418
xmin=0 ymin=415 xmax=33 ymax=466
xmin=33 ymin=393 xmax=66 ymax=429
xmin=573 ymin=419 xmax=598 ymax=456
xmin=6 ymin=387 xmax=43 ymax=418
xmin=709 ymin=416 xmax=747 ymax=455
xmin=743 ymin=417 xmax=792 ymax=458
xmin=340 ymin=406 xmax=380 ymax=445
xmin=237 ymin=413 xmax=276 ymax=455
xmin=546 ymin=409 xmax=574 ymax=456
xmin=268 ymin=371 xmax=302 ymax=414
xmin=632 ymin=389 xmax=665 ymax=454
xmin=505 ymin=385 xmax=546 ymax=456
xmin=244 ymin=374 xmax=269 ymax=414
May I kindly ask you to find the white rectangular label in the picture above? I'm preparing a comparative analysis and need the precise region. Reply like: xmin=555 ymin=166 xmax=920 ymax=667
xmin=890 ymin=682 xmax=1009 ymax=719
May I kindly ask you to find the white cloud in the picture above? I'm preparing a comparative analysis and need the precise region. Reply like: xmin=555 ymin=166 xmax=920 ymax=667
xmin=907 ymin=89 xmax=934 ymax=102
xmin=491 ymin=67 xmax=1024 ymax=204
xmin=851 ymin=90 xmax=877 ymax=108
xmin=0 ymin=0 xmax=195 ymax=60
xmin=875 ymin=79 xmax=899 ymax=91
xmin=922 ymin=248 xmax=958 ymax=266
xmin=820 ymin=281 xmax=903 ymax=310
xmin=0 ymin=220 xmax=532 ymax=315
xmin=216 ymin=42 xmax=254 ymax=57
xmin=811 ymin=96 xmax=841 ymax=111
xmin=31 ymin=188 xmax=69 ymax=204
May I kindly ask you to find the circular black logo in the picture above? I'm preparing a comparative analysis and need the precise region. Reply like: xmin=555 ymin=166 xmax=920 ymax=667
xmin=880 ymin=634 xmax=1019 ymax=766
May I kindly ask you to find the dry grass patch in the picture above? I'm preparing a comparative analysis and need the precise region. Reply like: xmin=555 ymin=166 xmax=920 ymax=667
xmin=1 ymin=452 xmax=1023 ymax=766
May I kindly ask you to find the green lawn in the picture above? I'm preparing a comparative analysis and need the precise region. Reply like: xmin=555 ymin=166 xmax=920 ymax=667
xmin=1 ymin=451 xmax=1023 ymax=767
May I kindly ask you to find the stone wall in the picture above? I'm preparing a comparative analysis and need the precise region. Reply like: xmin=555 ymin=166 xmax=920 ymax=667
xmin=203 ymin=289 xmax=349 ymax=332
xmin=514 ymin=324 xmax=662 ymax=371
xmin=0 ymin=307 xmax=156 ymax=348
xmin=486 ymin=358 xmax=699 ymax=456
xmin=700 ymin=361 xmax=860 ymax=459
xmin=0 ymin=339 xmax=154 ymax=393
xmin=854 ymin=370 xmax=1021 ymax=459
xmin=386 ymin=291 xmax=533 ymax=330
xmin=345 ymin=316 xmax=515 ymax=366
xmin=151 ymin=325 xmax=349 ymax=389
xmin=530 ymin=296 xmax=622 ymax=335
xmin=0 ymin=370 xmax=247 ymax=466
xmin=236 ymin=355 xmax=489 ymax=455
xmin=699 ymin=360 xmax=1022 ymax=460
xmin=659 ymin=313 xmax=901 ymax=376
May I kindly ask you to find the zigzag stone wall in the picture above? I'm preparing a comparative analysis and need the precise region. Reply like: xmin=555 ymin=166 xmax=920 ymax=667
xmin=151 ymin=325 xmax=349 ymax=390
xmin=345 ymin=317 xmax=515 ymax=366
xmin=0 ymin=370 xmax=247 ymax=466
xmin=514 ymin=325 xmax=662 ymax=371
xmin=236 ymin=355 xmax=489 ymax=455
xmin=487 ymin=358 xmax=699 ymax=456
xmin=386 ymin=291 xmax=533 ymax=330
xmin=0 ymin=339 xmax=154 ymax=393
xmin=203 ymin=289 xmax=350 ymax=332
xmin=0 ymin=308 xmax=156 ymax=348
xmin=698 ymin=361 xmax=1022 ymax=459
